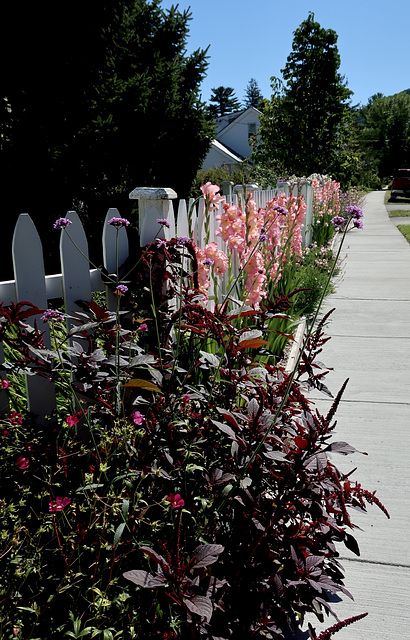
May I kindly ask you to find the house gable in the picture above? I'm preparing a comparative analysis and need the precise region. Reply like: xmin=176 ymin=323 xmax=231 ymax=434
xmin=216 ymin=106 xmax=261 ymax=160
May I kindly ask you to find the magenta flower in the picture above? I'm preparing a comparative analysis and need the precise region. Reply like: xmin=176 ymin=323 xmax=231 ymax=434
xmin=42 ymin=309 xmax=64 ymax=323
xmin=166 ymin=493 xmax=185 ymax=509
xmin=49 ymin=496 xmax=71 ymax=512
xmin=16 ymin=454 xmax=29 ymax=469
xmin=131 ymin=411 xmax=145 ymax=425
xmin=139 ymin=323 xmax=148 ymax=332
xmin=108 ymin=217 xmax=130 ymax=227
xmin=53 ymin=217 xmax=72 ymax=230
xmin=157 ymin=218 xmax=170 ymax=228
xmin=353 ymin=218 xmax=364 ymax=229
xmin=115 ymin=284 xmax=128 ymax=295
xmin=0 ymin=379 xmax=11 ymax=389
xmin=8 ymin=411 xmax=23 ymax=426
xmin=66 ymin=415 xmax=79 ymax=427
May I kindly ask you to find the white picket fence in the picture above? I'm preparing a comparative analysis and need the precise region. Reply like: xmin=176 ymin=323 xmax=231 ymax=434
xmin=0 ymin=182 xmax=313 ymax=419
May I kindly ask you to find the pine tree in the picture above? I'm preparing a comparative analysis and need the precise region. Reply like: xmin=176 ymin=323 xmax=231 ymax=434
xmin=244 ymin=78 xmax=263 ymax=109
xmin=209 ymin=87 xmax=241 ymax=117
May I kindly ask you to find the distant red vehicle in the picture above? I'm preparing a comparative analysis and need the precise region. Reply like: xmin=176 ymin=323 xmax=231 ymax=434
xmin=391 ymin=168 xmax=410 ymax=199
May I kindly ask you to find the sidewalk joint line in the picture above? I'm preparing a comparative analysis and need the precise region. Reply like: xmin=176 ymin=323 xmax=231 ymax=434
xmin=339 ymin=556 xmax=410 ymax=570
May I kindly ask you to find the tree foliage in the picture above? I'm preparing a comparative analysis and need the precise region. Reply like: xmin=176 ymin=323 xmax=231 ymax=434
xmin=209 ymin=86 xmax=241 ymax=117
xmin=0 ymin=0 xmax=213 ymax=275
xmin=244 ymin=78 xmax=263 ymax=109
xmin=355 ymin=91 xmax=410 ymax=180
xmin=254 ymin=13 xmax=353 ymax=181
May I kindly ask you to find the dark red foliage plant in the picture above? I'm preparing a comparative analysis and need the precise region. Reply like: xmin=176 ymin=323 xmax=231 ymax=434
xmin=0 ymin=239 xmax=389 ymax=640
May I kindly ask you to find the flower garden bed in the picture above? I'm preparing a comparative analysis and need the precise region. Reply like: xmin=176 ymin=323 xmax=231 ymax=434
xmin=0 ymin=178 xmax=383 ymax=640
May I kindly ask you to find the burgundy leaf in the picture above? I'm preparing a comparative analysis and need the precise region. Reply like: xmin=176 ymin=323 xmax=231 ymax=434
xmin=184 ymin=595 xmax=213 ymax=622
xmin=327 ymin=441 xmax=367 ymax=456
xmin=264 ymin=450 xmax=289 ymax=462
xmin=344 ymin=533 xmax=361 ymax=556
xmin=140 ymin=546 xmax=170 ymax=569
xmin=211 ymin=420 xmax=237 ymax=440
xmin=247 ymin=398 xmax=259 ymax=420
xmin=191 ymin=544 xmax=224 ymax=569
xmin=123 ymin=570 xmax=166 ymax=588
xmin=217 ymin=408 xmax=240 ymax=428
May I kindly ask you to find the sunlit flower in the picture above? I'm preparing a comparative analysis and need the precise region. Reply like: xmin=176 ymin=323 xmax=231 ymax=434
xmin=53 ymin=217 xmax=72 ymax=230
xmin=131 ymin=411 xmax=145 ymax=425
xmin=331 ymin=215 xmax=346 ymax=228
xmin=49 ymin=496 xmax=71 ymax=512
xmin=200 ymin=182 xmax=224 ymax=211
xmin=42 ymin=309 xmax=64 ymax=323
xmin=166 ymin=493 xmax=185 ymax=508
xmin=346 ymin=205 xmax=364 ymax=219
xmin=157 ymin=218 xmax=170 ymax=228
xmin=108 ymin=217 xmax=130 ymax=227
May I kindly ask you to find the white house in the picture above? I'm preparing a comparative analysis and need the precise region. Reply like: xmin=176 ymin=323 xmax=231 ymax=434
xmin=201 ymin=106 xmax=261 ymax=171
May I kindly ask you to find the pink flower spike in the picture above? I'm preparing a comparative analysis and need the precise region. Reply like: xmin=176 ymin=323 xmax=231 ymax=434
xmin=167 ymin=493 xmax=185 ymax=509
xmin=49 ymin=496 xmax=71 ymax=513
xmin=66 ymin=415 xmax=79 ymax=427
xmin=0 ymin=379 xmax=11 ymax=389
xmin=16 ymin=455 xmax=29 ymax=470
xmin=131 ymin=411 xmax=145 ymax=426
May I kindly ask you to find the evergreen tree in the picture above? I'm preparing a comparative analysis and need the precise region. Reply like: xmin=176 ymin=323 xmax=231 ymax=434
xmin=244 ymin=78 xmax=263 ymax=109
xmin=209 ymin=86 xmax=241 ymax=117
xmin=0 ymin=1 xmax=213 ymax=275
xmin=254 ymin=13 xmax=352 ymax=178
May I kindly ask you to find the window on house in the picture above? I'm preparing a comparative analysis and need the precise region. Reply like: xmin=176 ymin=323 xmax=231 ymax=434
xmin=248 ymin=122 xmax=257 ymax=140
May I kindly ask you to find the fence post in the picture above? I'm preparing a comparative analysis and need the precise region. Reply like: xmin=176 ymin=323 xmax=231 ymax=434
xmin=129 ymin=187 xmax=177 ymax=246
xmin=12 ymin=214 xmax=56 ymax=421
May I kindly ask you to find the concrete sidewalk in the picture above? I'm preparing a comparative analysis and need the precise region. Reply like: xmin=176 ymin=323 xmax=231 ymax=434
xmin=304 ymin=190 xmax=410 ymax=638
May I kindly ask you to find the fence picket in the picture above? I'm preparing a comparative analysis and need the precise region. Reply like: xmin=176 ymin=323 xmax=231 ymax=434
xmin=12 ymin=214 xmax=56 ymax=420
xmin=60 ymin=211 xmax=92 ymax=332
xmin=102 ymin=208 xmax=130 ymax=310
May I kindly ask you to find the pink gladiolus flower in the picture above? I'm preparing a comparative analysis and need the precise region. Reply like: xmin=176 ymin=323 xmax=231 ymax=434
xmin=200 ymin=182 xmax=224 ymax=211
xmin=66 ymin=415 xmax=79 ymax=427
xmin=16 ymin=455 xmax=29 ymax=469
xmin=49 ymin=496 xmax=71 ymax=512
xmin=1 ymin=379 xmax=11 ymax=389
xmin=131 ymin=411 xmax=145 ymax=425
xmin=167 ymin=493 xmax=185 ymax=508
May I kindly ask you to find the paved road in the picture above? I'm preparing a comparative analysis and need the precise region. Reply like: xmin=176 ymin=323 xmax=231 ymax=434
xmin=300 ymin=190 xmax=410 ymax=639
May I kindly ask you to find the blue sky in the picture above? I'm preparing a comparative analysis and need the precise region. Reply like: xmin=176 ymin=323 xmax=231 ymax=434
xmin=160 ymin=0 xmax=409 ymax=108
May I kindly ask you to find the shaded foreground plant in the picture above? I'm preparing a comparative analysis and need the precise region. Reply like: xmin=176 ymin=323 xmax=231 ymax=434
xmin=0 ymin=195 xmax=381 ymax=640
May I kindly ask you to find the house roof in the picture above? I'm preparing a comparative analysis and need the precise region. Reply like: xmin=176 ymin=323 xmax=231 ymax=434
xmin=216 ymin=106 xmax=261 ymax=135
